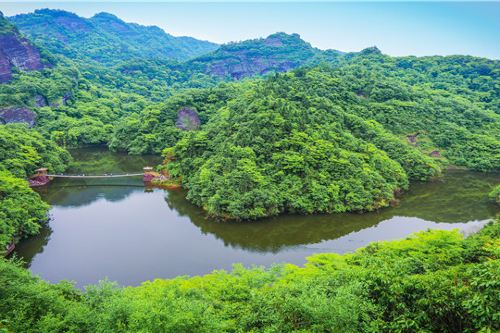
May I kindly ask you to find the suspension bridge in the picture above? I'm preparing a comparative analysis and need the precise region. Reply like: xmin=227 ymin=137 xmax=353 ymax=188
xmin=46 ymin=173 xmax=144 ymax=178
xmin=29 ymin=167 xmax=157 ymax=186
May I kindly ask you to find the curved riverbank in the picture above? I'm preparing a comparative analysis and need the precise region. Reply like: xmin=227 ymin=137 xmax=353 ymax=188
xmin=13 ymin=148 xmax=500 ymax=287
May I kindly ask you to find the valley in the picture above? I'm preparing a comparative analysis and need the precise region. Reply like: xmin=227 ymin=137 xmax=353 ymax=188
xmin=0 ymin=4 xmax=499 ymax=332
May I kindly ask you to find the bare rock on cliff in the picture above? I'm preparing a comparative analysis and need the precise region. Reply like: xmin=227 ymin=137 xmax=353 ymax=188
xmin=176 ymin=107 xmax=200 ymax=131
xmin=0 ymin=51 xmax=11 ymax=82
xmin=0 ymin=13 xmax=46 ymax=83
xmin=34 ymin=94 xmax=48 ymax=107
xmin=0 ymin=107 xmax=37 ymax=127
xmin=189 ymin=32 xmax=320 ymax=80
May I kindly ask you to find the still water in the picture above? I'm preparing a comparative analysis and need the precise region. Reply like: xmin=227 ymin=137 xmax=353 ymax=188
xmin=15 ymin=148 xmax=500 ymax=287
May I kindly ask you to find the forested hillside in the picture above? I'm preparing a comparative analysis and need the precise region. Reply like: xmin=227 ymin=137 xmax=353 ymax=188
xmin=0 ymin=124 xmax=71 ymax=249
xmin=10 ymin=9 xmax=218 ymax=64
xmin=161 ymin=65 xmax=498 ymax=218
xmin=1 ymin=221 xmax=499 ymax=332
xmin=2 ymin=9 xmax=498 ymax=219
xmin=111 ymin=56 xmax=498 ymax=218
xmin=183 ymin=32 xmax=341 ymax=79
xmin=0 ymin=7 xmax=499 ymax=333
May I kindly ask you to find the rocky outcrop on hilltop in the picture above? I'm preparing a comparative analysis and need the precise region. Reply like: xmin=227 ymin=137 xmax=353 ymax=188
xmin=188 ymin=32 xmax=333 ymax=80
xmin=0 ymin=11 xmax=45 ymax=83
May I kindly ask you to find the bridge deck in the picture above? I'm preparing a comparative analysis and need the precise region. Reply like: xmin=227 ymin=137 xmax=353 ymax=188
xmin=46 ymin=173 xmax=143 ymax=179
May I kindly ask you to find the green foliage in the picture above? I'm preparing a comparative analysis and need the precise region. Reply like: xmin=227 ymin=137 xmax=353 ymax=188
xmin=489 ymin=185 xmax=500 ymax=205
xmin=0 ymin=59 xmax=78 ymax=109
xmin=0 ymin=124 xmax=71 ymax=178
xmin=10 ymin=9 xmax=218 ymax=65
xmin=0 ymin=221 xmax=499 ymax=332
xmin=0 ymin=170 xmax=49 ymax=250
xmin=166 ymin=69 xmax=445 ymax=218
xmin=109 ymin=83 xmax=241 ymax=154
xmin=335 ymin=51 xmax=500 ymax=171
xmin=0 ymin=124 xmax=70 ymax=250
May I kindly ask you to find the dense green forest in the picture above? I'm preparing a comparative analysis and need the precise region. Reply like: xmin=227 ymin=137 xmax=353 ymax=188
xmin=1 ymin=8 xmax=499 ymax=332
xmin=1 ymin=10 xmax=499 ymax=219
xmin=490 ymin=185 xmax=500 ymax=205
xmin=0 ymin=9 xmax=499 ymax=218
xmin=159 ymin=63 xmax=497 ymax=218
xmin=1 ymin=221 xmax=499 ymax=332
xmin=10 ymin=9 xmax=218 ymax=64
xmin=0 ymin=124 xmax=70 ymax=249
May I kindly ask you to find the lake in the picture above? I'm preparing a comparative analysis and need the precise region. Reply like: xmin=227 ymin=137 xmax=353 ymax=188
xmin=14 ymin=148 xmax=500 ymax=287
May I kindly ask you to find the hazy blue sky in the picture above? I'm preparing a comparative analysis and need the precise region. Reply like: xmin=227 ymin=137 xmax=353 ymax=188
xmin=1 ymin=2 xmax=499 ymax=59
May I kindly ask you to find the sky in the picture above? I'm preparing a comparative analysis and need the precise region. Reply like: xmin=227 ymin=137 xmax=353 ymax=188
xmin=1 ymin=2 xmax=499 ymax=59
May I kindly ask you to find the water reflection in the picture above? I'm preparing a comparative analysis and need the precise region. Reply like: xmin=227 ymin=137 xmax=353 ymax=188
xmin=15 ymin=148 xmax=499 ymax=287
xmin=165 ymin=170 xmax=499 ymax=252
xmin=33 ymin=147 xmax=162 ymax=207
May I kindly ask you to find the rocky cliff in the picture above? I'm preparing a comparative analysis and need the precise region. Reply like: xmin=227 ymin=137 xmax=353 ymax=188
xmin=0 ymin=107 xmax=37 ymax=126
xmin=0 ymin=12 xmax=45 ymax=83
xmin=187 ymin=32 xmax=340 ymax=80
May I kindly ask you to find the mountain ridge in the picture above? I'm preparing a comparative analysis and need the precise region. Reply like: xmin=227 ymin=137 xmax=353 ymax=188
xmin=9 ymin=9 xmax=219 ymax=64
xmin=182 ymin=32 xmax=344 ymax=80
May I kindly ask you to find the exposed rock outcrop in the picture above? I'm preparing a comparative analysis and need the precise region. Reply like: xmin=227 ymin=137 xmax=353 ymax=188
xmin=176 ymin=107 xmax=200 ymax=130
xmin=0 ymin=12 xmax=45 ymax=83
xmin=190 ymin=32 xmax=321 ymax=80
xmin=407 ymin=133 xmax=419 ymax=144
xmin=0 ymin=50 xmax=12 ymax=82
xmin=0 ymin=107 xmax=37 ymax=126
xmin=28 ymin=175 xmax=50 ymax=187
xmin=34 ymin=94 xmax=48 ymax=107
xmin=429 ymin=150 xmax=442 ymax=158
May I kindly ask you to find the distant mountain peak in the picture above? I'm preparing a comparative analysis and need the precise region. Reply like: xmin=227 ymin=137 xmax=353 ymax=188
xmin=189 ymin=31 xmax=323 ymax=80
xmin=92 ymin=12 xmax=121 ymax=21
xmin=33 ymin=8 xmax=81 ymax=19
xmin=263 ymin=32 xmax=308 ymax=47
xmin=360 ymin=46 xmax=382 ymax=55
xmin=267 ymin=32 xmax=301 ymax=40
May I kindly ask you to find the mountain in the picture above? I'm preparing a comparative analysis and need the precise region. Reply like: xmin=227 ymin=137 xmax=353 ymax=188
xmin=185 ymin=32 xmax=342 ymax=79
xmin=0 ymin=11 xmax=47 ymax=83
xmin=9 ymin=9 xmax=219 ymax=64
xmin=9 ymin=10 xmax=343 ymax=82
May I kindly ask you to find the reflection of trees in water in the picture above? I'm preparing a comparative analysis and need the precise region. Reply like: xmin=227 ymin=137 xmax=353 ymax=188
xmin=164 ymin=171 xmax=500 ymax=252
xmin=392 ymin=171 xmax=499 ymax=222
xmin=35 ymin=181 xmax=146 ymax=207
xmin=66 ymin=147 xmax=162 ymax=175
xmin=28 ymin=168 xmax=500 ymax=255
xmin=34 ymin=147 xmax=162 ymax=207
xmin=13 ymin=224 xmax=52 ymax=267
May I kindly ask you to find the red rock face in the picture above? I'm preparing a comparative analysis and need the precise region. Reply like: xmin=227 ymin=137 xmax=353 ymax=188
xmin=29 ymin=175 xmax=50 ymax=187
xmin=0 ymin=33 xmax=45 ymax=83
xmin=0 ymin=107 xmax=37 ymax=126
xmin=209 ymin=57 xmax=297 ymax=80
xmin=143 ymin=173 xmax=156 ymax=182
xmin=0 ymin=52 xmax=11 ymax=82
xmin=176 ymin=107 xmax=200 ymax=130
